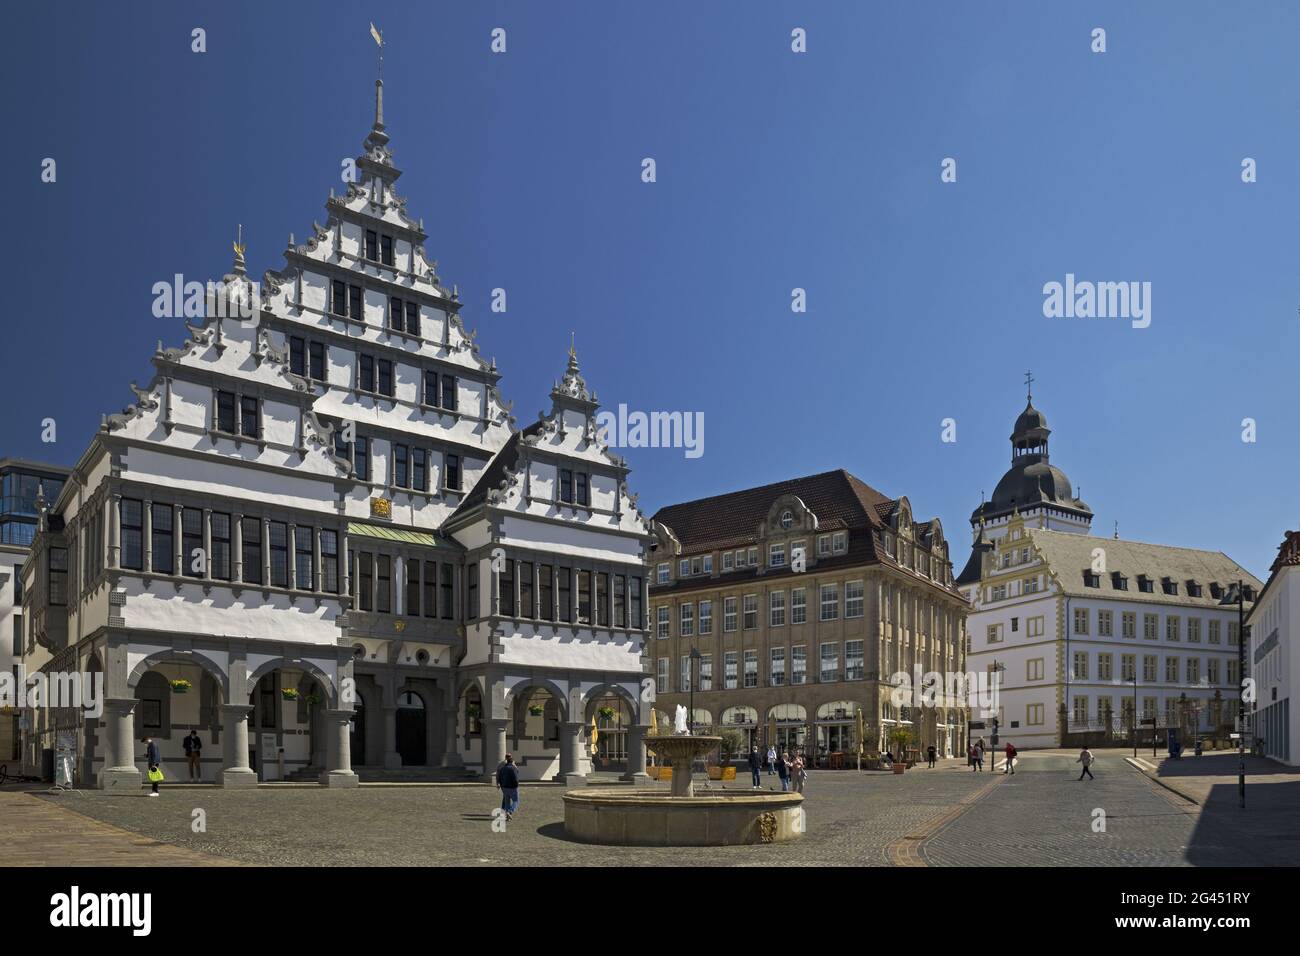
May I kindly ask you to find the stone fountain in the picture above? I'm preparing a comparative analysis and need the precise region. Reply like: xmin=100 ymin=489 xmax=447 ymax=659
xmin=562 ymin=706 xmax=805 ymax=846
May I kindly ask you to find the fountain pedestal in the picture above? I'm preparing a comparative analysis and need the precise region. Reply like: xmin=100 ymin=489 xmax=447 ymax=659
xmin=645 ymin=734 xmax=719 ymax=797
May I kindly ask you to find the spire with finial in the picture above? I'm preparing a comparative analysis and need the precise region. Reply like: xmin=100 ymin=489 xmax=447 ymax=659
xmin=550 ymin=334 xmax=592 ymax=405
xmin=231 ymin=224 xmax=246 ymax=275
xmin=1024 ymin=369 xmax=1034 ymax=403
xmin=1114 ymin=520 xmax=1119 ymax=540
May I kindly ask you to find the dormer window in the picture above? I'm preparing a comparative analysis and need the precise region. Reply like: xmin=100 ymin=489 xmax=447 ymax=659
xmin=1083 ymin=570 xmax=1100 ymax=588
xmin=1111 ymin=571 xmax=1128 ymax=591
xmin=722 ymin=552 xmax=734 ymax=572
xmin=770 ymin=544 xmax=786 ymax=568
xmin=691 ymin=557 xmax=702 ymax=575
xmin=1210 ymin=582 xmax=1223 ymax=600
xmin=780 ymin=510 xmax=794 ymax=529
xmin=678 ymin=558 xmax=689 ymax=577
xmin=832 ymin=532 xmax=846 ymax=554
xmin=1186 ymin=580 xmax=1202 ymax=598
xmin=1161 ymin=577 xmax=1178 ymax=596
xmin=703 ymin=555 xmax=713 ymax=574
xmin=656 ymin=563 xmax=669 ymax=585
xmin=1137 ymin=575 xmax=1154 ymax=593
xmin=817 ymin=535 xmax=831 ymax=557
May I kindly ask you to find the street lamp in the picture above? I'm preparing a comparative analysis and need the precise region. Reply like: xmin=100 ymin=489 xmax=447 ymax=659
xmin=988 ymin=660 xmax=1005 ymax=771
xmin=688 ymin=646 xmax=701 ymax=734
xmin=1131 ymin=671 xmax=1139 ymax=759
xmin=1218 ymin=581 xmax=1250 ymax=810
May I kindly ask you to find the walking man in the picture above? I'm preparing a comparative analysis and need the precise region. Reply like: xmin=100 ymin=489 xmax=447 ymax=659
xmin=766 ymin=744 xmax=778 ymax=776
xmin=497 ymin=753 xmax=520 ymax=820
xmin=926 ymin=744 xmax=937 ymax=769
xmin=1004 ymin=741 xmax=1017 ymax=774
xmin=973 ymin=742 xmax=984 ymax=771
xmin=748 ymin=746 xmax=763 ymax=789
xmin=1077 ymin=746 xmax=1095 ymax=780
xmin=183 ymin=730 xmax=202 ymax=782
xmin=776 ymin=751 xmax=791 ymax=792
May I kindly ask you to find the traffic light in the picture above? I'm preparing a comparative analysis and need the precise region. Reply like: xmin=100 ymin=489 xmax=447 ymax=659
xmin=991 ymin=717 xmax=999 ymax=745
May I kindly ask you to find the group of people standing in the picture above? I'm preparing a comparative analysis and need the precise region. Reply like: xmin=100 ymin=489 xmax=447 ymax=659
xmin=965 ymin=739 xmax=1018 ymax=773
xmin=748 ymin=746 xmax=808 ymax=793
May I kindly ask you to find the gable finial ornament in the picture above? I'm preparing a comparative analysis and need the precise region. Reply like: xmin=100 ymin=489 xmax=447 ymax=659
xmin=232 ymin=224 xmax=246 ymax=276
xmin=1024 ymin=368 xmax=1033 ymax=402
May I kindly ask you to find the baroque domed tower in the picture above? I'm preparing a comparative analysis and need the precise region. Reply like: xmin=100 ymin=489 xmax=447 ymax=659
xmin=969 ymin=377 xmax=1092 ymax=543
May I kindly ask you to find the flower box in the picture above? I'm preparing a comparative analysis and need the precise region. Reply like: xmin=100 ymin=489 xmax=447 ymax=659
xmin=170 ymin=679 xmax=192 ymax=695
xmin=281 ymin=688 xmax=300 ymax=702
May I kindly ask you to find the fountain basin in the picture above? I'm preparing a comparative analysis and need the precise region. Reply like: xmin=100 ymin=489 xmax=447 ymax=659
xmin=563 ymin=788 xmax=805 ymax=846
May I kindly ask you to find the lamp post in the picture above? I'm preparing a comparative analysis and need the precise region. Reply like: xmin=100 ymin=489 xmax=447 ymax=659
xmin=988 ymin=660 xmax=1004 ymax=772
xmin=1218 ymin=581 xmax=1249 ymax=810
xmin=1131 ymin=671 xmax=1138 ymax=759
xmin=688 ymin=645 xmax=701 ymax=735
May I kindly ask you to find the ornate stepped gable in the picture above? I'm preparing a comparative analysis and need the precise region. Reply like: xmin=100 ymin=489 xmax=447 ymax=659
xmin=98 ymin=78 xmax=518 ymax=529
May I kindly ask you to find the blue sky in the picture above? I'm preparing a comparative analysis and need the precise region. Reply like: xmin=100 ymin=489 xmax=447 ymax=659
xmin=3 ymin=1 xmax=1297 ymax=579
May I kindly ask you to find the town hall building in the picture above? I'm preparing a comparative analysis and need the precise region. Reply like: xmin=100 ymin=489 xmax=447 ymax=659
xmin=16 ymin=77 xmax=654 ymax=788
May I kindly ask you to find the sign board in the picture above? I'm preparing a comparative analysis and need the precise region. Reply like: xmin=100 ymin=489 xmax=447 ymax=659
xmin=968 ymin=721 xmax=986 ymax=730
xmin=260 ymin=733 xmax=280 ymax=780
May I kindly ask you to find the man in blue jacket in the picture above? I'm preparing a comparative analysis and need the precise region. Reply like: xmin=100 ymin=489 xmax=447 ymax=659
xmin=747 ymin=746 xmax=762 ymax=789
xmin=497 ymin=754 xmax=520 ymax=820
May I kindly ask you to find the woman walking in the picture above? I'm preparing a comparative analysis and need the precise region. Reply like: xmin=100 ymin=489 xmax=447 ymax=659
xmin=144 ymin=736 xmax=163 ymax=796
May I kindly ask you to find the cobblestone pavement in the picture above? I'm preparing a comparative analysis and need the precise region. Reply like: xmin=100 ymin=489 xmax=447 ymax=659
xmin=25 ymin=752 xmax=1298 ymax=866
xmin=922 ymin=750 xmax=1300 ymax=867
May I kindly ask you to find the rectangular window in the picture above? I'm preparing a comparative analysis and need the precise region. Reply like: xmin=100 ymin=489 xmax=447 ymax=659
xmin=423 ymin=369 xmax=439 ymax=407
xmin=820 ymin=583 xmax=839 ymax=621
xmin=151 ymin=504 xmax=173 ymax=575
xmin=309 ymin=341 xmax=325 ymax=380
xmin=1208 ymin=658 xmax=1220 ymax=684
xmin=845 ymin=640 xmax=864 ymax=680
xmin=240 ymin=396 xmax=260 ymax=438
xmin=265 ymin=522 xmax=286 ymax=590
xmin=394 ymin=444 xmax=409 ymax=488
xmin=332 ymin=279 xmax=347 ymax=316
xmin=1144 ymin=614 xmax=1158 ymax=640
xmin=462 ymin=563 xmax=475 ymax=620
xmin=1187 ymin=658 xmax=1200 ymax=683
xmin=769 ymin=543 xmax=785 ymax=568
xmin=290 ymin=336 xmax=306 ymax=375
xmin=1165 ymin=657 xmax=1179 ymax=682
xmin=1073 ymin=696 xmax=1089 ymax=724
xmin=216 ymin=390 xmax=236 ymax=434
xmin=1073 ymin=607 xmax=1089 ymax=635
xmin=405 ymin=300 xmax=419 ymax=335
xmin=348 ymin=284 xmax=362 ymax=320
xmin=656 ymin=562 xmax=669 ymax=585
xmin=358 ymin=553 xmax=373 ymax=611
xmin=365 ymin=229 xmax=378 ymax=260
xmin=698 ymin=599 xmax=712 ymax=634
xmin=295 ymin=526 xmax=315 ymax=591
xmin=820 ymin=642 xmax=839 ymax=682
xmin=558 ymin=568 xmax=572 ymax=622
xmin=1073 ymin=651 xmax=1088 ymax=680
xmin=703 ymin=555 xmax=713 ymax=574
xmin=629 ymin=576 xmax=642 ymax=629
xmin=48 ymin=547 xmax=68 ymax=606
xmin=679 ymin=602 xmax=694 ymax=637
xmin=520 ymin=561 xmax=535 ymax=619
xmin=359 ymin=355 xmax=376 ymax=392
xmin=699 ymin=654 xmax=712 ymax=691
xmin=770 ymin=647 xmax=786 ymax=686
xmin=388 ymin=296 xmax=404 ymax=329
xmin=1122 ymin=611 xmax=1136 ymax=640
xmin=211 ymin=513 xmax=231 ymax=580
xmin=679 ymin=558 xmax=690 ymax=578
xmin=743 ymin=594 xmax=757 ymax=629
xmin=120 ymin=498 xmax=144 ymax=570
xmin=440 ymin=563 xmax=454 ymax=619
xmin=405 ymin=560 xmax=419 ymax=616
xmin=1121 ymin=654 xmax=1136 ymax=681
xmin=1028 ymin=616 xmax=1045 ymax=637
xmin=500 ymin=559 xmax=516 ymax=617
xmin=656 ymin=606 xmax=670 ymax=639
xmin=354 ymin=436 xmax=370 ymax=481
xmin=560 ymin=469 xmax=574 ymax=505
xmin=770 ymin=590 xmax=786 ymax=627
xmin=680 ymin=656 xmax=691 ymax=693
xmin=724 ymin=596 xmax=737 ymax=632
xmin=724 ymin=651 xmax=738 ymax=690
xmin=1167 ymin=616 xmax=1180 ymax=642
xmin=412 ymin=448 xmax=427 ymax=492
xmin=1188 ymin=618 xmax=1201 ymax=643
xmin=541 ymin=566 xmax=555 ymax=622
xmin=832 ymin=532 xmax=846 ymax=553
xmin=576 ymin=472 xmax=589 ymax=507
xmin=744 ymin=649 xmax=758 ymax=688
xmin=376 ymin=555 xmax=391 ymax=613
xmin=791 ymin=646 xmax=807 ymax=685
xmin=791 ymin=588 xmax=806 ymax=625
xmin=1098 ymin=610 xmax=1113 ymax=637
xmin=596 ymin=572 xmax=609 ymax=626
xmin=380 ymin=234 xmax=394 ymax=266
xmin=658 ymin=658 xmax=669 ymax=693
xmin=377 ymin=359 xmax=393 ymax=397
xmin=845 ymin=580 xmax=864 ymax=618
xmin=182 ymin=509 xmax=202 ymax=578
xmin=445 ymin=454 xmax=461 ymax=491
xmin=428 ymin=561 xmax=444 ymax=621
xmin=987 ymin=623 xmax=1004 ymax=645
xmin=320 ymin=529 xmax=338 ymax=593
xmin=577 ymin=570 xmax=592 ymax=624
xmin=441 ymin=374 xmax=457 ymax=411
xmin=1209 ymin=620 xmax=1221 ymax=644
xmin=239 ymin=516 xmax=262 ymax=584
xmin=1027 ymin=704 xmax=1045 ymax=726
xmin=1143 ymin=655 xmax=1157 ymax=681
xmin=1098 ymin=653 xmax=1113 ymax=680
xmin=723 ymin=551 xmax=734 ymax=572
xmin=1027 ymin=658 xmax=1045 ymax=681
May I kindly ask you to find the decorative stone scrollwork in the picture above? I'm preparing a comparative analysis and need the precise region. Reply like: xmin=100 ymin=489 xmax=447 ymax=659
xmin=757 ymin=811 xmax=778 ymax=844
xmin=128 ymin=383 xmax=159 ymax=411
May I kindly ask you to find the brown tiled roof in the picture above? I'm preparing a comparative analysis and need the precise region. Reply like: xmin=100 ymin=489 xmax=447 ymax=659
xmin=650 ymin=469 xmax=894 ymax=552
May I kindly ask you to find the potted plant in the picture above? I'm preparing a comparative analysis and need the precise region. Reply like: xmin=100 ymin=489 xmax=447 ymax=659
xmin=890 ymin=728 xmax=912 ymax=774
xmin=281 ymin=687 xmax=299 ymax=702
xmin=597 ymin=705 xmax=617 ymax=723
xmin=528 ymin=704 xmax=545 ymax=717
xmin=304 ymin=692 xmax=322 ymax=708
xmin=466 ymin=703 xmax=481 ymax=718
xmin=170 ymin=678 xmax=192 ymax=695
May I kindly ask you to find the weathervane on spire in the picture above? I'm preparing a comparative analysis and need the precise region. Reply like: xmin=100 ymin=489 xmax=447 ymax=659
xmin=569 ymin=330 xmax=576 ymax=361
xmin=232 ymin=224 xmax=246 ymax=273
xmin=370 ymin=22 xmax=383 ymax=79
xmin=369 ymin=23 xmax=385 ymax=130
xmin=1024 ymin=369 xmax=1034 ymax=402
